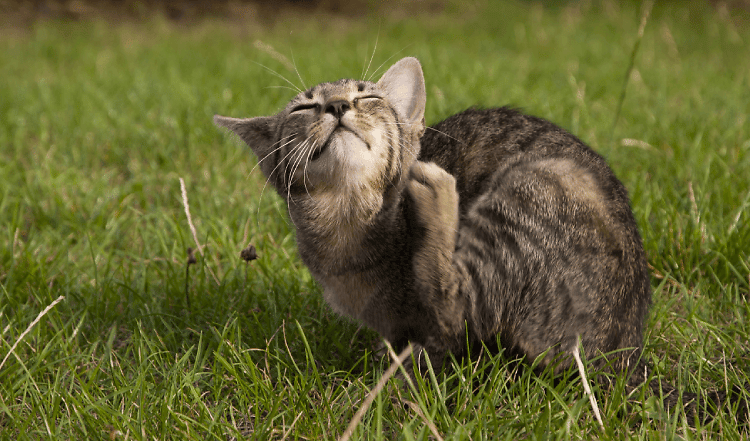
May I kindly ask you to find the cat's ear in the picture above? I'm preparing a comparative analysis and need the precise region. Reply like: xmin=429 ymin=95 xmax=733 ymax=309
xmin=214 ymin=114 xmax=276 ymax=160
xmin=376 ymin=57 xmax=426 ymax=133
xmin=214 ymin=114 xmax=282 ymax=188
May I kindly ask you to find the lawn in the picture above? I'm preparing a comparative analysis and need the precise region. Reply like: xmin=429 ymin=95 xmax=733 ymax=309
xmin=1 ymin=0 xmax=749 ymax=439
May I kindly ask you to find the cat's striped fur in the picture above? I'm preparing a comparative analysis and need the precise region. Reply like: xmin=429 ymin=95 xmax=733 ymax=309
xmin=215 ymin=57 xmax=747 ymax=424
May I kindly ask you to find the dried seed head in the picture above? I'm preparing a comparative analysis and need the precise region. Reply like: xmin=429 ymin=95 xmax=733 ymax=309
xmin=241 ymin=244 xmax=258 ymax=262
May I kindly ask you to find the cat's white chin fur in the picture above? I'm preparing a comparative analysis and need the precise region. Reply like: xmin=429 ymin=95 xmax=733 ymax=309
xmin=308 ymin=122 xmax=386 ymax=193
xmin=328 ymin=131 xmax=372 ymax=180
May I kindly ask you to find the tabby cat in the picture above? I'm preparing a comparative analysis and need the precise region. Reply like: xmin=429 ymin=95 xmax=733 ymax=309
xmin=214 ymin=57 xmax=744 ymax=423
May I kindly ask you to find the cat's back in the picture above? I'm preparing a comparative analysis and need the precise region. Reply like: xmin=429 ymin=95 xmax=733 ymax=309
xmin=418 ymin=107 xmax=651 ymax=361
xmin=419 ymin=107 xmax=620 ymax=205
xmin=419 ymin=107 xmax=645 ymax=268
xmin=419 ymin=107 xmax=636 ymax=229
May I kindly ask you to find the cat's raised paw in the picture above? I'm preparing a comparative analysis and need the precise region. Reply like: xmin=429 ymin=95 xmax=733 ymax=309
xmin=407 ymin=162 xmax=459 ymax=232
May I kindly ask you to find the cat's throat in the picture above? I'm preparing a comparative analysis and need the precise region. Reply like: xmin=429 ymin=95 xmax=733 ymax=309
xmin=291 ymin=186 xmax=384 ymax=266
xmin=290 ymin=187 xmax=405 ymax=324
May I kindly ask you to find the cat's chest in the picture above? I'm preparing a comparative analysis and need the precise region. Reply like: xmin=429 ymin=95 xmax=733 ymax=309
xmin=318 ymin=271 xmax=409 ymax=343
xmin=318 ymin=273 xmax=379 ymax=322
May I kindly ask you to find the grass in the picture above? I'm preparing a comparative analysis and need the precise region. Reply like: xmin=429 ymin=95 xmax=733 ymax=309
xmin=1 ymin=0 xmax=749 ymax=438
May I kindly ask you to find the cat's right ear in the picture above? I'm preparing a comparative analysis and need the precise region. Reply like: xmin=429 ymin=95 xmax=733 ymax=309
xmin=376 ymin=57 xmax=426 ymax=135
xmin=213 ymin=114 xmax=276 ymax=161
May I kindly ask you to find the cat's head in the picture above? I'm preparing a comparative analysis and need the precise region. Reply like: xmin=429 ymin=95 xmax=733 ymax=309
xmin=214 ymin=57 xmax=426 ymax=217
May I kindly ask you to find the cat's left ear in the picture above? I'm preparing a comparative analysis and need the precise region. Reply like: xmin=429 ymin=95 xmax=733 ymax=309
xmin=213 ymin=114 xmax=275 ymax=157
xmin=213 ymin=114 xmax=281 ymax=187
xmin=376 ymin=57 xmax=426 ymax=134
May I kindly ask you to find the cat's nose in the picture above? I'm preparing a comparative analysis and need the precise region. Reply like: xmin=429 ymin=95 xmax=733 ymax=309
xmin=325 ymin=99 xmax=350 ymax=119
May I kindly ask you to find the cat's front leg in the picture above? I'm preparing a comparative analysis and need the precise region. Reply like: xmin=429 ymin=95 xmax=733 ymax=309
xmin=406 ymin=162 xmax=465 ymax=342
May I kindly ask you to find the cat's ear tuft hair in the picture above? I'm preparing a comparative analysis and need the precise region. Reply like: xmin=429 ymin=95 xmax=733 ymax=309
xmin=376 ymin=57 xmax=426 ymax=133
xmin=214 ymin=114 xmax=276 ymax=159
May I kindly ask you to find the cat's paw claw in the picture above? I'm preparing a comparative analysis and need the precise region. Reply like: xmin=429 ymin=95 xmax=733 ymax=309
xmin=407 ymin=162 xmax=458 ymax=229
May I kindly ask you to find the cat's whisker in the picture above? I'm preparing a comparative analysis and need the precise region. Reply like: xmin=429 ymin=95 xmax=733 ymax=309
xmin=362 ymin=32 xmax=380 ymax=80
xmin=366 ymin=46 xmax=413 ymax=82
xmin=284 ymin=148 xmax=299 ymax=201
xmin=261 ymin=138 xmax=298 ymax=182
xmin=248 ymin=134 xmax=297 ymax=178
xmin=264 ymin=85 xmax=304 ymax=94
xmin=301 ymin=139 xmax=319 ymax=200
xmin=255 ymin=135 xmax=301 ymax=229
xmin=275 ymin=136 xmax=307 ymax=215
xmin=287 ymin=145 xmax=305 ymax=199
xmin=286 ymin=140 xmax=309 ymax=199
xmin=255 ymin=135 xmax=299 ymax=207
xmin=383 ymin=121 xmax=468 ymax=146
xmin=422 ymin=126 xmax=467 ymax=145
xmin=290 ymin=49 xmax=308 ymax=92
xmin=287 ymin=136 xmax=314 ymax=201
xmin=246 ymin=134 xmax=296 ymax=215
xmin=252 ymin=136 xmax=299 ymax=198
xmin=252 ymin=60 xmax=303 ymax=94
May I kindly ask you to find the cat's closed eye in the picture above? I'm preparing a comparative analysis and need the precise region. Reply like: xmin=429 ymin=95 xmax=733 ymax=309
xmin=291 ymin=103 xmax=320 ymax=113
xmin=353 ymin=95 xmax=381 ymax=106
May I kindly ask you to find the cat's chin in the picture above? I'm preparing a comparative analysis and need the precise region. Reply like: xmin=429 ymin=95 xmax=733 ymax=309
xmin=325 ymin=129 xmax=373 ymax=169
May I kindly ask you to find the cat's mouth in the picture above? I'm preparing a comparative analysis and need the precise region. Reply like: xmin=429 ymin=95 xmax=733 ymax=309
xmin=312 ymin=127 xmax=368 ymax=162
xmin=310 ymin=142 xmax=328 ymax=162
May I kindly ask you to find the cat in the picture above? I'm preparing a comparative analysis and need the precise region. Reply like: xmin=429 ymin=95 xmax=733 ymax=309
xmin=214 ymin=57 xmax=746 ymax=424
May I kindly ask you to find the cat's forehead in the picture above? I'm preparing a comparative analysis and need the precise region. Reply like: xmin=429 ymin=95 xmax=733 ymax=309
xmin=296 ymin=78 xmax=377 ymax=102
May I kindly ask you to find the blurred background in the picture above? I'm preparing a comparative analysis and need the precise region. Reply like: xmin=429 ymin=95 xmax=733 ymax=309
xmin=2 ymin=0 xmax=748 ymax=24
xmin=5 ymin=0 xmax=448 ymax=23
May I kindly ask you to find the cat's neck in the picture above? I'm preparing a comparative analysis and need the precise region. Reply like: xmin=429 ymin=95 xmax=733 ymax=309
xmin=292 ymin=179 xmax=410 ymax=270
xmin=290 ymin=186 xmax=410 ymax=331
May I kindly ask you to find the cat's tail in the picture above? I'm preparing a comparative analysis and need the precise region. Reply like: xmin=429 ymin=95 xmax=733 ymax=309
xmin=624 ymin=360 xmax=750 ymax=426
